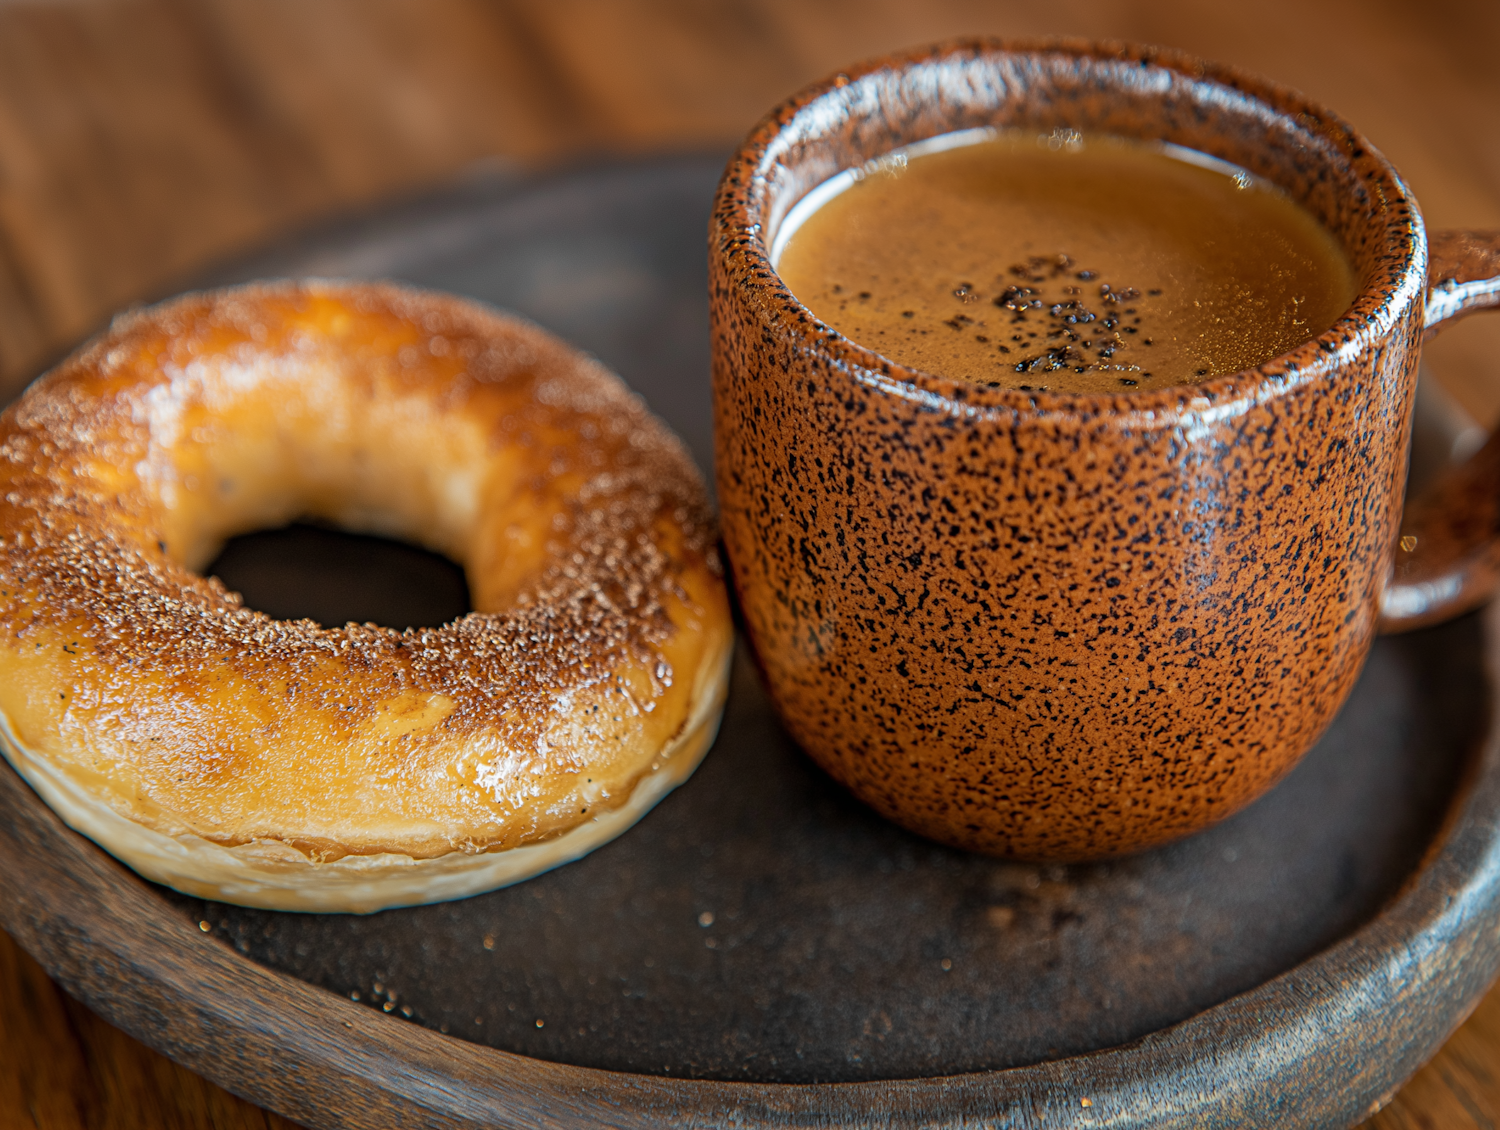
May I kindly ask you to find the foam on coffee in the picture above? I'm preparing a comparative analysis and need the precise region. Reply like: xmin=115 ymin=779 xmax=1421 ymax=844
xmin=772 ymin=129 xmax=1357 ymax=394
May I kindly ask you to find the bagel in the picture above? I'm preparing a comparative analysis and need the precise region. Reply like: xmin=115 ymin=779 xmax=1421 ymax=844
xmin=0 ymin=281 xmax=733 ymax=912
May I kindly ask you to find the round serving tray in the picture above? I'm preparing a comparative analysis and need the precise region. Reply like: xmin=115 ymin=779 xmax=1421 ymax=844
xmin=2 ymin=154 xmax=1499 ymax=1129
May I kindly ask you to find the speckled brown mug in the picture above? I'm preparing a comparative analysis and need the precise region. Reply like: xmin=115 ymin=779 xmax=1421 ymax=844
xmin=709 ymin=39 xmax=1500 ymax=860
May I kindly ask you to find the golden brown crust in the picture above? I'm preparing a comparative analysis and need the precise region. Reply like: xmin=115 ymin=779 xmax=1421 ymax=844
xmin=0 ymin=281 xmax=733 ymax=901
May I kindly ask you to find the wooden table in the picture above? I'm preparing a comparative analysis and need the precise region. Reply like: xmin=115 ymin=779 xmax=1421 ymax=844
xmin=1 ymin=2 xmax=1497 ymax=1126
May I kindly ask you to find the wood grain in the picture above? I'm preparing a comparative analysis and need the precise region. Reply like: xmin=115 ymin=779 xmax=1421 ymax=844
xmin=0 ymin=929 xmax=297 ymax=1129
xmin=0 ymin=1 xmax=1497 ymax=1126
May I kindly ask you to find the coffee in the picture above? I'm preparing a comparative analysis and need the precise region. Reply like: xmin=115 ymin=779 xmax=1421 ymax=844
xmin=773 ymin=130 xmax=1356 ymax=394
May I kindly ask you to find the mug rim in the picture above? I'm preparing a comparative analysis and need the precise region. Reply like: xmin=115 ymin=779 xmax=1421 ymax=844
xmin=712 ymin=37 xmax=1428 ymax=428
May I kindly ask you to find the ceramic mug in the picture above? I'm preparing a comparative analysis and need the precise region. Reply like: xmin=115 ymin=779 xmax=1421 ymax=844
xmin=709 ymin=38 xmax=1500 ymax=860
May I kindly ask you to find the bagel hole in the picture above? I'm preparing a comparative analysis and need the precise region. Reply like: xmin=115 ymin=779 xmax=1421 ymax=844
xmin=205 ymin=522 xmax=472 ymax=630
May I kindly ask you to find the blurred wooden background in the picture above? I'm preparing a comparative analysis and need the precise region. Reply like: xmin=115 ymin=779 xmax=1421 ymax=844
xmin=0 ymin=0 xmax=1497 ymax=1126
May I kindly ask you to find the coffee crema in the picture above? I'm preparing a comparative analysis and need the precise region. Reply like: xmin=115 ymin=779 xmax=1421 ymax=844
xmin=773 ymin=130 xmax=1357 ymax=394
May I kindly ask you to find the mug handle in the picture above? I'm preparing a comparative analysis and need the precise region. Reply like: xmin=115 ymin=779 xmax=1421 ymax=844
xmin=1379 ymin=230 xmax=1500 ymax=632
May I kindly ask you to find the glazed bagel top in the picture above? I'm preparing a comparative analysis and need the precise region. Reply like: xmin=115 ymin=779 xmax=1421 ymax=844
xmin=0 ymin=282 xmax=729 ymax=863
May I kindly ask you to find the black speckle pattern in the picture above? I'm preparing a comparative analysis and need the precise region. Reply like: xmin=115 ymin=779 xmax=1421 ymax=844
xmin=711 ymin=39 xmax=1429 ymax=858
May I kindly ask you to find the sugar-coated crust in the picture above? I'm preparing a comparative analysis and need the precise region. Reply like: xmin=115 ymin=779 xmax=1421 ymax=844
xmin=0 ymin=281 xmax=733 ymax=909
xmin=0 ymin=637 xmax=729 ymax=913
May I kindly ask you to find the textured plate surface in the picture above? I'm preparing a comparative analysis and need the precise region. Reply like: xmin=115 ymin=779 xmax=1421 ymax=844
xmin=0 ymin=155 xmax=1497 ymax=1128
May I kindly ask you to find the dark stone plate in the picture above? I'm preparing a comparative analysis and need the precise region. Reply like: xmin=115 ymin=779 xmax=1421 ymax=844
xmin=2 ymin=155 xmax=1499 ymax=1128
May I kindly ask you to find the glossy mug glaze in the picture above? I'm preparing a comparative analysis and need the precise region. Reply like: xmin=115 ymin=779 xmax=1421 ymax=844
xmin=709 ymin=39 xmax=1500 ymax=859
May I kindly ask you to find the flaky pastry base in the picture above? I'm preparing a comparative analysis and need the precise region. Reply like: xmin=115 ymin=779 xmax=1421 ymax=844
xmin=0 ymin=643 xmax=730 ymax=914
